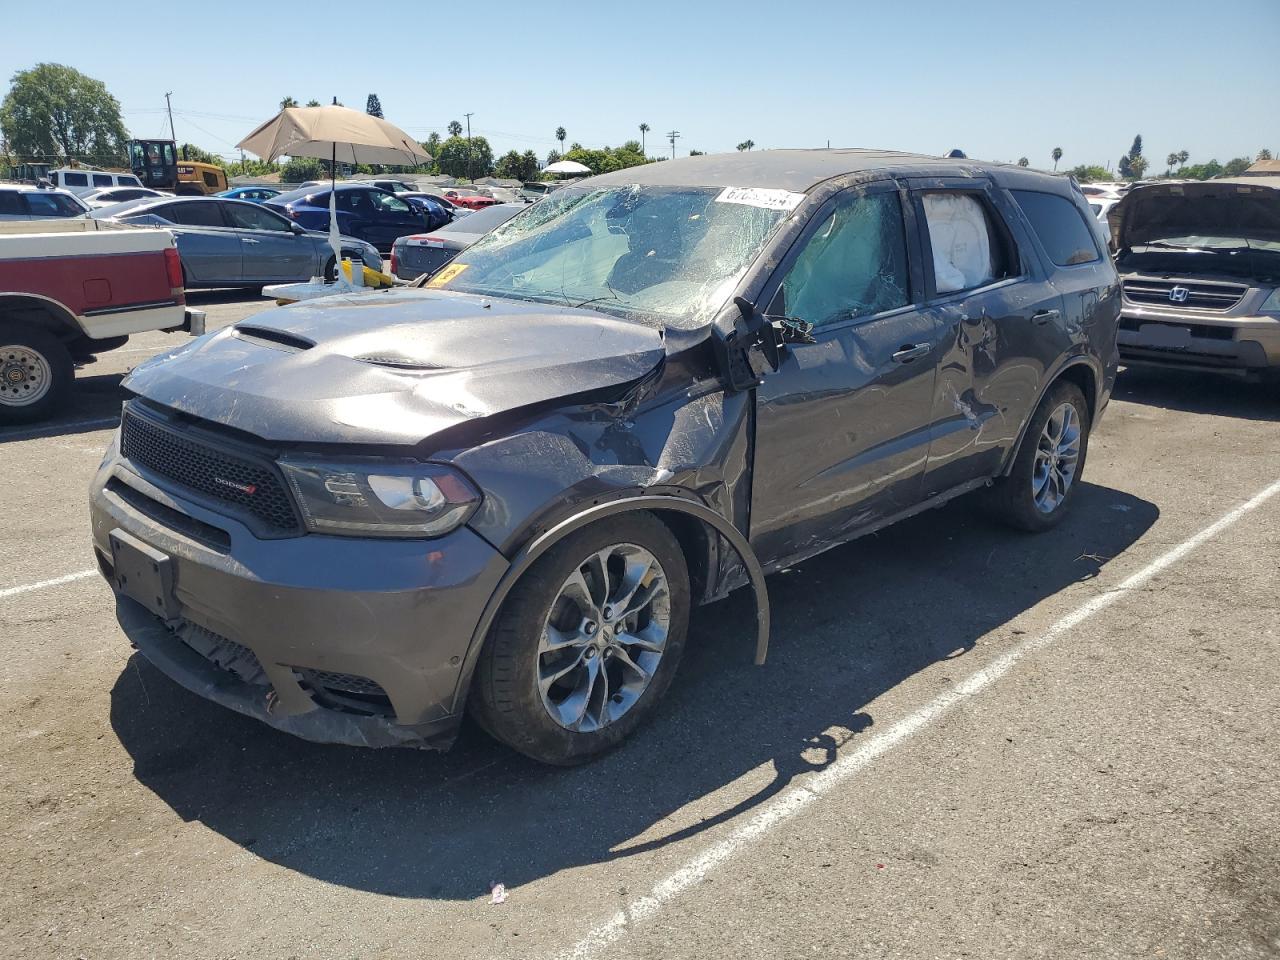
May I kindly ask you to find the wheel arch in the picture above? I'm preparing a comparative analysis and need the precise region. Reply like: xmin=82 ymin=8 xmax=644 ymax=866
xmin=0 ymin=293 xmax=88 ymax=340
xmin=447 ymin=494 xmax=771 ymax=717
xmin=1000 ymin=356 xmax=1100 ymax=477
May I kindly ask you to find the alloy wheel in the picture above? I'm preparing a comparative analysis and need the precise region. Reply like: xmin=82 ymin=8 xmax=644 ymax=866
xmin=536 ymin=542 xmax=671 ymax=732
xmin=1032 ymin=401 xmax=1081 ymax=513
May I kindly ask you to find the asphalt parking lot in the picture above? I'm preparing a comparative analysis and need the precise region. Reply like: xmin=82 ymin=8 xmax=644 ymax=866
xmin=2 ymin=289 xmax=1277 ymax=960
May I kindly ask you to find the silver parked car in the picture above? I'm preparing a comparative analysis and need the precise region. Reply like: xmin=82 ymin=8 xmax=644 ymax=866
xmin=91 ymin=197 xmax=381 ymax=287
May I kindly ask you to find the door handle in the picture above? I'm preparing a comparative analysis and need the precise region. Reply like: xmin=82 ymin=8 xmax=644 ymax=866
xmin=241 ymin=238 xmax=260 ymax=244
xmin=1031 ymin=308 xmax=1060 ymax=325
xmin=891 ymin=343 xmax=931 ymax=363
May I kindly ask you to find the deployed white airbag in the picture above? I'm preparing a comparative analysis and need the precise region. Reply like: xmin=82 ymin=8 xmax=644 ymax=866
xmin=923 ymin=193 xmax=993 ymax=292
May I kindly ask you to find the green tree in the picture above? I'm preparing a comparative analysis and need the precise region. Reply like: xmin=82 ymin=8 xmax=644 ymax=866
xmin=1065 ymin=164 xmax=1110 ymax=182
xmin=305 ymin=99 xmax=322 ymax=108
xmin=639 ymin=122 xmax=649 ymax=155
xmin=555 ymin=126 xmax=567 ymax=152
xmin=281 ymin=156 xmax=325 ymax=182
xmin=1176 ymin=149 xmax=1189 ymax=171
xmin=178 ymin=143 xmax=219 ymax=164
xmin=1181 ymin=159 xmax=1223 ymax=180
xmin=435 ymin=135 xmax=493 ymax=179
xmin=521 ymin=149 xmax=540 ymax=180
xmin=1222 ymin=157 xmax=1252 ymax=176
xmin=1118 ymin=133 xmax=1143 ymax=178
xmin=494 ymin=149 xmax=524 ymax=180
xmin=1128 ymin=155 xmax=1149 ymax=179
xmin=736 ymin=139 xmax=755 ymax=151
xmin=689 ymin=149 xmax=705 ymax=156
xmin=546 ymin=148 xmax=562 ymax=166
xmin=445 ymin=120 xmax=461 ymax=138
xmin=280 ymin=96 xmax=298 ymax=109
xmin=365 ymin=93 xmax=383 ymax=118
xmin=0 ymin=63 xmax=128 ymax=165
xmin=1051 ymin=146 xmax=1063 ymax=171
xmin=1017 ymin=157 xmax=1029 ymax=167
xmin=1165 ymin=152 xmax=1178 ymax=175
xmin=1258 ymin=148 xmax=1273 ymax=161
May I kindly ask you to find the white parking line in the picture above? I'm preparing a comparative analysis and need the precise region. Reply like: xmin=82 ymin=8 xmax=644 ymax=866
xmin=554 ymin=477 xmax=1280 ymax=960
xmin=0 ymin=568 xmax=97 ymax=600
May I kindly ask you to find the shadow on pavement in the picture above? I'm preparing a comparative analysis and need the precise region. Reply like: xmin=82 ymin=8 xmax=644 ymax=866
xmin=110 ymin=481 xmax=1157 ymax=900
xmin=1115 ymin=366 xmax=1279 ymax=421
xmin=0 ymin=372 xmax=125 ymax=443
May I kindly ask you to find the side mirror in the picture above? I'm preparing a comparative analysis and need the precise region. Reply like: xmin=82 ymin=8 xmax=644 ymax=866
xmin=290 ymin=222 xmax=306 ymax=235
xmin=711 ymin=297 xmax=782 ymax=393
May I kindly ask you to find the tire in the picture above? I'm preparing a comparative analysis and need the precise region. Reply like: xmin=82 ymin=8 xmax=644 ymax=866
xmin=323 ymin=257 xmax=338 ymax=282
xmin=469 ymin=512 xmax=690 ymax=765
xmin=984 ymin=380 xmax=1090 ymax=532
xmin=0 ymin=322 xmax=73 ymax=425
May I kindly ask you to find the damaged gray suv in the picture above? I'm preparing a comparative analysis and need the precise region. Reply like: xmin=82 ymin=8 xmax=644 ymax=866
xmin=90 ymin=150 xmax=1119 ymax=764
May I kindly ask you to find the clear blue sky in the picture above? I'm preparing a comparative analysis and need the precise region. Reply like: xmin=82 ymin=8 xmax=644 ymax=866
xmin=3 ymin=0 xmax=1277 ymax=170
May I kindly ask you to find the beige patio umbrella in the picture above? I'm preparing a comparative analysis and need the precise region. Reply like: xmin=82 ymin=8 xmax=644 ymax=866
xmin=237 ymin=105 xmax=432 ymax=279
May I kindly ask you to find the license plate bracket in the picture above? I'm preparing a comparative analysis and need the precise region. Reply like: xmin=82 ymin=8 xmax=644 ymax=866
xmin=1139 ymin=323 xmax=1193 ymax=349
xmin=109 ymin=529 xmax=179 ymax=620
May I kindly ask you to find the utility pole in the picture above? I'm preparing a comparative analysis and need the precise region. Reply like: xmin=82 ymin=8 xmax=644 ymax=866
xmin=164 ymin=92 xmax=176 ymax=143
xmin=464 ymin=112 xmax=474 ymax=182
xmin=667 ymin=130 xmax=681 ymax=159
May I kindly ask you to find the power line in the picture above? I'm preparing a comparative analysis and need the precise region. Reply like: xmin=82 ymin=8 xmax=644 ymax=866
xmin=667 ymin=130 xmax=681 ymax=159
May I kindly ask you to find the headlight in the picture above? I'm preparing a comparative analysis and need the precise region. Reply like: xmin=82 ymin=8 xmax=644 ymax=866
xmin=1260 ymin=288 xmax=1280 ymax=315
xmin=279 ymin=458 xmax=480 ymax=538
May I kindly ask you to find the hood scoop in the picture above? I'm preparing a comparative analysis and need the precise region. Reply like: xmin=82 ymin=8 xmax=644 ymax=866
xmin=353 ymin=352 xmax=445 ymax=370
xmin=234 ymin=325 xmax=315 ymax=353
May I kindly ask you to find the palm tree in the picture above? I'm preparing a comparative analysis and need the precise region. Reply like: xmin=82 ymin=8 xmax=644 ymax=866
xmin=447 ymin=120 xmax=463 ymax=137
xmin=1017 ymin=157 xmax=1029 ymax=167
xmin=1051 ymin=147 xmax=1063 ymax=171
xmin=305 ymin=99 xmax=322 ymax=108
xmin=639 ymin=123 xmax=650 ymax=156
xmin=279 ymin=96 xmax=298 ymax=109
xmin=1129 ymin=156 xmax=1149 ymax=180
xmin=555 ymin=127 xmax=567 ymax=152
xmin=1177 ymin=150 xmax=1190 ymax=170
xmin=1166 ymin=152 xmax=1179 ymax=175
xmin=735 ymin=139 xmax=755 ymax=152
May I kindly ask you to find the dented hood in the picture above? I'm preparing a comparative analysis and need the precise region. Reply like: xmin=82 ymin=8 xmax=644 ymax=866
xmin=123 ymin=289 xmax=665 ymax=445
xmin=1109 ymin=179 xmax=1280 ymax=249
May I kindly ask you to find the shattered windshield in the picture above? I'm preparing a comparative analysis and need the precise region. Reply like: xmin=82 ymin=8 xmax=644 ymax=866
xmin=423 ymin=185 xmax=796 ymax=329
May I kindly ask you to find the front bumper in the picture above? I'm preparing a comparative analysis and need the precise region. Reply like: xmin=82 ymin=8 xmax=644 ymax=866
xmin=1117 ymin=305 xmax=1280 ymax=374
xmin=90 ymin=448 xmax=509 ymax=749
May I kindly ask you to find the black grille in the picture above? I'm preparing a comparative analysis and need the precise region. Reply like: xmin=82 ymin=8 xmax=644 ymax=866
xmin=178 ymin=620 xmax=269 ymax=687
xmin=1122 ymin=279 xmax=1247 ymax=312
xmin=120 ymin=406 xmax=301 ymax=535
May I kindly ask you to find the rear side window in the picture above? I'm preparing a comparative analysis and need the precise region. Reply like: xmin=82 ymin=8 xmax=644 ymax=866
xmin=119 ymin=175 xmax=141 ymax=187
xmin=920 ymin=192 xmax=1017 ymax=293
xmin=224 ymin=202 xmax=290 ymax=232
xmin=162 ymin=202 xmax=227 ymax=227
xmin=92 ymin=174 xmax=112 ymax=187
xmin=0 ymin=191 xmax=25 ymax=215
xmin=1012 ymin=190 xmax=1101 ymax=266
xmin=62 ymin=172 xmax=88 ymax=187
xmin=770 ymin=191 xmax=910 ymax=327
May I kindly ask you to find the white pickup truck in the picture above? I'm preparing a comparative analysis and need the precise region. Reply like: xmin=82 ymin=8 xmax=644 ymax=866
xmin=0 ymin=219 xmax=204 ymax=424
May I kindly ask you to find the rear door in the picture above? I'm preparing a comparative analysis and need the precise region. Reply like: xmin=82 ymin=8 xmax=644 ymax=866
xmin=749 ymin=179 xmax=942 ymax=565
xmin=906 ymin=178 xmax=1066 ymax=496
xmin=158 ymin=201 xmax=243 ymax=283
xmin=222 ymin=201 xmax=316 ymax=281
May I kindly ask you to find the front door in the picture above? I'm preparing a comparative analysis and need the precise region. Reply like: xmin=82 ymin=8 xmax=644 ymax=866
xmin=222 ymin=201 xmax=315 ymax=281
xmin=368 ymin=190 xmax=424 ymax=250
xmin=749 ymin=181 xmax=941 ymax=567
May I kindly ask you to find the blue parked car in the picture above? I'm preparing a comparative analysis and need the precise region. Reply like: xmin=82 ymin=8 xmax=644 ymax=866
xmin=265 ymin=183 xmax=430 ymax=252
xmin=402 ymin=193 xmax=451 ymax=231
xmin=215 ymin=186 xmax=282 ymax=204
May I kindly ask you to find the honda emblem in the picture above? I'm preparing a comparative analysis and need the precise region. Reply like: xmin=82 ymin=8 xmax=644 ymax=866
xmin=1168 ymin=286 xmax=1190 ymax=304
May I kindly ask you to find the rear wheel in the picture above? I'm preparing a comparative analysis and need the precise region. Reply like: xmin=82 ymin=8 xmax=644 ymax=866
xmin=0 ymin=323 xmax=73 ymax=424
xmin=470 ymin=512 xmax=690 ymax=765
xmin=984 ymin=380 xmax=1090 ymax=532
xmin=323 ymin=257 xmax=338 ymax=282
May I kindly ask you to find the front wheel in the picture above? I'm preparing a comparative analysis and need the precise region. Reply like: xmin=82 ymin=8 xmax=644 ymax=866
xmin=469 ymin=512 xmax=690 ymax=765
xmin=984 ymin=380 xmax=1090 ymax=532
xmin=0 ymin=322 xmax=73 ymax=424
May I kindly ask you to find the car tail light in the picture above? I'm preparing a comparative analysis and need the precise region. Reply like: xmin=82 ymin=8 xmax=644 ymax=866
xmin=164 ymin=246 xmax=185 ymax=302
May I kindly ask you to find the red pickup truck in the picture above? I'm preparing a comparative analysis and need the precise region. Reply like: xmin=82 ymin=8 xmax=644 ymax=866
xmin=0 ymin=219 xmax=204 ymax=424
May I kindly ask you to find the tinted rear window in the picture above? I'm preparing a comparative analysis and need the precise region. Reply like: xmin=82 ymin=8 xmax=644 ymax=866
xmin=1012 ymin=190 xmax=1101 ymax=266
xmin=0 ymin=191 xmax=26 ymax=215
xmin=62 ymin=172 xmax=88 ymax=187
xmin=161 ymin=201 xmax=227 ymax=227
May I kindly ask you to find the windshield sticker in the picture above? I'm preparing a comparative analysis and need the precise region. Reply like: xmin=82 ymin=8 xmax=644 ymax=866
xmin=714 ymin=187 xmax=805 ymax=212
xmin=427 ymin=262 xmax=469 ymax=288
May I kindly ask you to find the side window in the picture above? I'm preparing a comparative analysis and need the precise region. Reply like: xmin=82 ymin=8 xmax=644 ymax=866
xmin=224 ymin=202 xmax=290 ymax=232
xmin=0 ymin=192 xmax=25 ymax=215
xmin=770 ymin=191 xmax=911 ymax=327
xmin=25 ymin=193 xmax=82 ymax=216
xmin=63 ymin=172 xmax=88 ymax=188
xmin=1011 ymin=190 xmax=1101 ymax=266
xmin=371 ymin=191 xmax=411 ymax=214
xmin=120 ymin=175 xmax=141 ymax=187
xmin=920 ymin=192 xmax=1016 ymax=293
xmin=203 ymin=171 xmax=220 ymax=188
xmin=164 ymin=202 xmax=227 ymax=227
xmin=92 ymin=174 xmax=113 ymax=187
